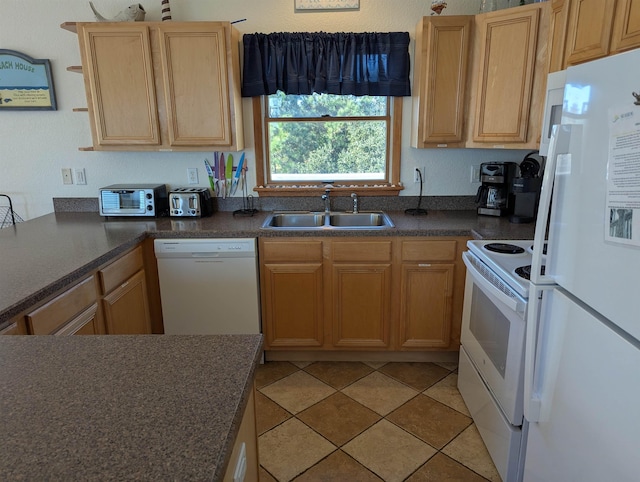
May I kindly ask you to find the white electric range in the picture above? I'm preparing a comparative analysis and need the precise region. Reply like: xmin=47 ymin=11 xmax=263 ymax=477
xmin=458 ymin=239 xmax=552 ymax=482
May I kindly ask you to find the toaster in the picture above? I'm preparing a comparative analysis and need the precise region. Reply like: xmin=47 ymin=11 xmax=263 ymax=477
xmin=168 ymin=188 xmax=214 ymax=217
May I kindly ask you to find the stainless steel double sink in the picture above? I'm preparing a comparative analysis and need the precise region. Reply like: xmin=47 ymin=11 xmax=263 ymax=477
xmin=261 ymin=211 xmax=395 ymax=230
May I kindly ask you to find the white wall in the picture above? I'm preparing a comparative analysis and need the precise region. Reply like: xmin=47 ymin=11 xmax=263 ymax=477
xmin=0 ymin=0 xmax=526 ymax=220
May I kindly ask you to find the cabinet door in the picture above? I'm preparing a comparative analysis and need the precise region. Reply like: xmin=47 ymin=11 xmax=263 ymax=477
xmin=611 ymin=0 xmax=640 ymax=53
xmin=330 ymin=240 xmax=392 ymax=349
xmin=102 ymin=270 xmax=152 ymax=334
xmin=54 ymin=304 xmax=104 ymax=336
xmin=411 ymin=16 xmax=472 ymax=148
xmin=471 ymin=7 xmax=541 ymax=144
xmin=398 ymin=264 xmax=454 ymax=349
xmin=79 ymin=24 xmax=160 ymax=146
xmin=0 ymin=317 xmax=27 ymax=335
xmin=564 ymin=0 xmax=617 ymax=65
xmin=548 ymin=0 xmax=570 ymax=72
xmin=261 ymin=263 xmax=324 ymax=348
xmin=331 ymin=263 xmax=392 ymax=348
xmin=158 ymin=24 xmax=231 ymax=146
xmin=26 ymin=276 xmax=98 ymax=335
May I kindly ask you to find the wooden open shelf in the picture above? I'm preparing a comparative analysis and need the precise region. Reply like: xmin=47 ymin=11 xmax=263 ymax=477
xmin=60 ymin=22 xmax=77 ymax=33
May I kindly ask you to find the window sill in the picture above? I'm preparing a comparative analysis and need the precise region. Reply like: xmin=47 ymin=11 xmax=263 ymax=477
xmin=254 ymin=184 xmax=404 ymax=197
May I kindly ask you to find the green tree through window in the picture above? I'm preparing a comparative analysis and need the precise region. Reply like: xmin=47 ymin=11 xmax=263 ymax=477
xmin=266 ymin=92 xmax=389 ymax=182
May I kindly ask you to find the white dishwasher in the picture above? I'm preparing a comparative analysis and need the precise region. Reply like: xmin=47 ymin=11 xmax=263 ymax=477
xmin=154 ymin=238 xmax=261 ymax=335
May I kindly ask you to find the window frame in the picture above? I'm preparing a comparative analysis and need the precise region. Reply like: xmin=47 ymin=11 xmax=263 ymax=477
xmin=252 ymin=96 xmax=404 ymax=197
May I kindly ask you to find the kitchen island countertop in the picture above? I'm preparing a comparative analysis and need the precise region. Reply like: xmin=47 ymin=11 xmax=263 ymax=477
xmin=0 ymin=334 xmax=262 ymax=481
xmin=0 ymin=210 xmax=535 ymax=326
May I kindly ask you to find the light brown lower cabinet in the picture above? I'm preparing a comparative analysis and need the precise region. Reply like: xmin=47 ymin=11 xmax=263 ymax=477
xmin=398 ymin=240 xmax=459 ymax=349
xmin=260 ymin=240 xmax=324 ymax=348
xmin=259 ymin=236 xmax=468 ymax=352
xmin=222 ymin=387 xmax=259 ymax=482
xmin=331 ymin=240 xmax=393 ymax=349
xmin=99 ymin=246 xmax=152 ymax=335
xmin=25 ymin=275 xmax=105 ymax=335
xmin=1 ymin=316 xmax=28 ymax=335
xmin=102 ymin=269 xmax=152 ymax=335
xmin=10 ymin=243 xmax=157 ymax=337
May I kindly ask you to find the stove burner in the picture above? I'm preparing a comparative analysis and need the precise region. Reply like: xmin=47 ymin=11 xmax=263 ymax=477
xmin=515 ymin=265 xmax=546 ymax=280
xmin=484 ymin=243 xmax=525 ymax=255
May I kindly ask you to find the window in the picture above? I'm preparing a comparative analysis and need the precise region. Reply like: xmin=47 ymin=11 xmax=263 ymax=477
xmin=242 ymin=31 xmax=410 ymax=195
xmin=267 ymin=91 xmax=388 ymax=182
xmin=253 ymin=95 xmax=403 ymax=196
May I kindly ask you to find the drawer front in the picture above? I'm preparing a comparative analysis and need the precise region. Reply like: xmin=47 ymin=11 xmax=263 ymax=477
xmin=99 ymin=246 xmax=144 ymax=294
xmin=261 ymin=240 xmax=323 ymax=262
xmin=401 ymin=240 xmax=457 ymax=261
xmin=27 ymin=276 xmax=98 ymax=335
xmin=332 ymin=241 xmax=392 ymax=262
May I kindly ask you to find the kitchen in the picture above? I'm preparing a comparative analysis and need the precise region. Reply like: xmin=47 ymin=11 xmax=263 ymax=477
xmin=3 ymin=0 xmax=640 ymax=482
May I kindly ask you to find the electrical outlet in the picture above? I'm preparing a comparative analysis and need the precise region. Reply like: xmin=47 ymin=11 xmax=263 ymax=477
xmin=61 ymin=168 xmax=73 ymax=185
xmin=74 ymin=168 xmax=87 ymax=185
xmin=470 ymin=165 xmax=481 ymax=183
xmin=414 ymin=166 xmax=425 ymax=183
xmin=187 ymin=167 xmax=198 ymax=185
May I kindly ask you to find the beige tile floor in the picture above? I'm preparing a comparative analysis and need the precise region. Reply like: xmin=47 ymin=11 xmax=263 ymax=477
xmin=255 ymin=360 xmax=501 ymax=482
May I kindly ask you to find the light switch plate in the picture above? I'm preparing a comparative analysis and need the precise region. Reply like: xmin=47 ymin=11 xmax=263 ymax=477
xmin=74 ymin=168 xmax=86 ymax=185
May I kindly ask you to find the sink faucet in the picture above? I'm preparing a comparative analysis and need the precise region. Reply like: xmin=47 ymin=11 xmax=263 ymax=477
xmin=321 ymin=189 xmax=331 ymax=213
xmin=351 ymin=193 xmax=359 ymax=213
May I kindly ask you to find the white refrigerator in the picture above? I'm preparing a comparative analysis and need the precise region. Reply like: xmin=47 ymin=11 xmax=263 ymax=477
xmin=523 ymin=49 xmax=640 ymax=481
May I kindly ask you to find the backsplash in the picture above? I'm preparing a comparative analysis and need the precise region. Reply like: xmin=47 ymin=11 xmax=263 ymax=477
xmin=53 ymin=196 xmax=476 ymax=213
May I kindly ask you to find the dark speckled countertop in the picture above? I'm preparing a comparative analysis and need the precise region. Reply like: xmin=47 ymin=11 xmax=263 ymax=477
xmin=0 ymin=334 xmax=263 ymax=481
xmin=0 ymin=210 xmax=534 ymax=326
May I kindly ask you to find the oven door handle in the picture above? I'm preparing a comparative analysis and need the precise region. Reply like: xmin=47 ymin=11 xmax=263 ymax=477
xmin=462 ymin=252 xmax=526 ymax=314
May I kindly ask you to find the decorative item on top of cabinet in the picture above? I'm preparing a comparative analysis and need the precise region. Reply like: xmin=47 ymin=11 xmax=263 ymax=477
xmin=411 ymin=15 xmax=473 ymax=148
xmin=88 ymin=2 xmax=146 ymax=22
xmin=550 ymin=0 xmax=640 ymax=70
xmin=60 ymin=21 xmax=244 ymax=152
xmin=465 ymin=2 xmax=549 ymax=148
xmin=161 ymin=0 xmax=172 ymax=21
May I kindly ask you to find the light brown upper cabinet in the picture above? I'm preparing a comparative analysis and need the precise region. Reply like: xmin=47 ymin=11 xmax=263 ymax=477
xmin=411 ymin=16 xmax=473 ymax=148
xmin=412 ymin=3 xmax=549 ymax=150
xmin=549 ymin=0 xmax=640 ymax=71
xmin=75 ymin=21 xmax=243 ymax=151
xmin=466 ymin=3 xmax=550 ymax=148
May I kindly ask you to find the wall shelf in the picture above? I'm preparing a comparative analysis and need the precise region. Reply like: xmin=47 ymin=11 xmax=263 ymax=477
xmin=60 ymin=22 xmax=77 ymax=33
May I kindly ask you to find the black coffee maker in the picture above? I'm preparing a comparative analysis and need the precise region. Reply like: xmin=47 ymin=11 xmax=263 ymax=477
xmin=509 ymin=151 xmax=543 ymax=224
xmin=476 ymin=162 xmax=517 ymax=217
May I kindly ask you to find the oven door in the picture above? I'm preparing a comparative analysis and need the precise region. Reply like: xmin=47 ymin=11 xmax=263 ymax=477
xmin=460 ymin=251 xmax=526 ymax=425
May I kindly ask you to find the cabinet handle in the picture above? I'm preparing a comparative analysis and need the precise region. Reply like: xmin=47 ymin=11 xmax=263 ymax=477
xmin=121 ymin=281 xmax=129 ymax=289
xmin=418 ymin=263 xmax=432 ymax=267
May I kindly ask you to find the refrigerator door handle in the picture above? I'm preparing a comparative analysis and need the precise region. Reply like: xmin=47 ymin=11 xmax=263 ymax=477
xmin=524 ymin=285 xmax=544 ymax=422
xmin=524 ymin=285 xmax=557 ymax=423
xmin=531 ymin=124 xmax=571 ymax=284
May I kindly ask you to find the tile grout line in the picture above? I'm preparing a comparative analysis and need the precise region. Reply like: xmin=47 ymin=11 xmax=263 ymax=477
xmin=257 ymin=362 xmax=491 ymax=481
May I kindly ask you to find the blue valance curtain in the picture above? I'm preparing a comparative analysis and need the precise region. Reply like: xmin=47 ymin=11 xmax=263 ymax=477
xmin=241 ymin=31 xmax=411 ymax=97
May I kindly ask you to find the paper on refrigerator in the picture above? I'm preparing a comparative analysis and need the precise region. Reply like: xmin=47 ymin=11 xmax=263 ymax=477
xmin=606 ymin=104 xmax=640 ymax=247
